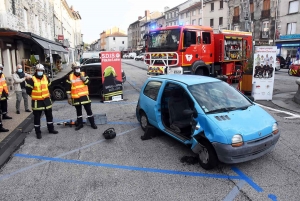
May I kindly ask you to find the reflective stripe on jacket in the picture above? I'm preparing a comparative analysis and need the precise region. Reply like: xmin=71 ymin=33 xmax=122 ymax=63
xmin=31 ymin=75 xmax=50 ymax=100
xmin=0 ymin=74 xmax=8 ymax=100
xmin=69 ymin=72 xmax=89 ymax=99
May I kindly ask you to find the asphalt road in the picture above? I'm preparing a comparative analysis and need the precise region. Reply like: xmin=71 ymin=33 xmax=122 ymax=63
xmin=0 ymin=60 xmax=299 ymax=201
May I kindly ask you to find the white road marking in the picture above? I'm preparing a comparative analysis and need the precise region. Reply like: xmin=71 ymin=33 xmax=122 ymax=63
xmin=256 ymin=103 xmax=300 ymax=119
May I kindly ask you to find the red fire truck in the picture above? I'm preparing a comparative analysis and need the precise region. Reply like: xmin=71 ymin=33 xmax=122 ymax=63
xmin=143 ymin=25 xmax=252 ymax=81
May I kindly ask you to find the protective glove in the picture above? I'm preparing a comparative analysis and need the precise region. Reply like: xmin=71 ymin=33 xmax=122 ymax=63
xmin=68 ymin=98 xmax=72 ymax=105
xmin=80 ymin=75 xmax=86 ymax=81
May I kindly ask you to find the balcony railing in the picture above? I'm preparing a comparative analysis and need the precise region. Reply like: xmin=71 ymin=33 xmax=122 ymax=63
xmin=261 ymin=9 xmax=270 ymax=19
xmin=233 ymin=15 xmax=240 ymax=24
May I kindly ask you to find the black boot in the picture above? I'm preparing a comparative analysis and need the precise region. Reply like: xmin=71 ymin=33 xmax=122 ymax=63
xmin=35 ymin=126 xmax=42 ymax=139
xmin=47 ymin=123 xmax=58 ymax=134
xmin=0 ymin=123 xmax=9 ymax=132
xmin=75 ymin=117 xmax=83 ymax=131
xmin=88 ymin=116 xmax=97 ymax=129
xmin=2 ymin=114 xmax=12 ymax=119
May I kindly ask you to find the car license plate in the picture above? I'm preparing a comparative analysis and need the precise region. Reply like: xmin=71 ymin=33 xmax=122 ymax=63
xmin=174 ymin=70 xmax=181 ymax=74
xmin=112 ymin=95 xmax=122 ymax=101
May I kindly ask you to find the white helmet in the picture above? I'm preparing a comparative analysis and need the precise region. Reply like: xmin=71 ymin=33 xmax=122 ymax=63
xmin=35 ymin=64 xmax=45 ymax=71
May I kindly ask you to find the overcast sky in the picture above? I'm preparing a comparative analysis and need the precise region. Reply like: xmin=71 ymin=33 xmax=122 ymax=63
xmin=67 ymin=0 xmax=186 ymax=43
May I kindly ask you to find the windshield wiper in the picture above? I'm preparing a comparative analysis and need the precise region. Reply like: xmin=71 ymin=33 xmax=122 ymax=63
xmin=207 ymin=107 xmax=237 ymax=114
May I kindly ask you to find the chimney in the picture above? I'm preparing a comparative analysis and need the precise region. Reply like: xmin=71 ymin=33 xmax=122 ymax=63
xmin=145 ymin=10 xmax=150 ymax=21
xmin=138 ymin=16 xmax=142 ymax=20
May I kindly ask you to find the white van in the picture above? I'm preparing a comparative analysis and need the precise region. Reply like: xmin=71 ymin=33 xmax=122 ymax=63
xmin=128 ymin=52 xmax=137 ymax=59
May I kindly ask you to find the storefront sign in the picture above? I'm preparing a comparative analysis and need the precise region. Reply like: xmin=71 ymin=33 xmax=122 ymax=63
xmin=280 ymin=34 xmax=300 ymax=40
xmin=251 ymin=46 xmax=276 ymax=100
xmin=100 ymin=51 xmax=123 ymax=102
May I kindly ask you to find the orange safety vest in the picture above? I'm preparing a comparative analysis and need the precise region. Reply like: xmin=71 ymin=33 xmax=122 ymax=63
xmin=70 ymin=72 xmax=89 ymax=99
xmin=0 ymin=74 xmax=8 ymax=94
xmin=31 ymin=75 xmax=50 ymax=100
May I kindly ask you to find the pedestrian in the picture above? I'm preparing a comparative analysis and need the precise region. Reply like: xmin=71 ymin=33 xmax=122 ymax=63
xmin=0 ymin=64 xmax=12 ymax=120
xmin=13 ymin=64 xmax=32 ymax=114
xmin=286 ymin=54 xmax=291 ymax=69
xmin=66 ymin=62 xmax=97 ymax=130
xmin=0 ymin=79 xmax=9 ymax=132
xmin=25 ymin=64 xmax=58 ymax=139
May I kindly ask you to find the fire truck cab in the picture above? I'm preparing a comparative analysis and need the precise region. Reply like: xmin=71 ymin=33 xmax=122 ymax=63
xmin=144 ymin=25 xmax=252 ymax=80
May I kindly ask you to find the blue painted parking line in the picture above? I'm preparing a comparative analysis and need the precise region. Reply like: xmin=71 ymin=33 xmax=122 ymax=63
xmin=53 ymin=101 xmax=137 ymax=105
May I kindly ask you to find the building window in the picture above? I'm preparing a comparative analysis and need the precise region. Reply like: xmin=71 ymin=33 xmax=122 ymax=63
xmin=250 ymin=3 xmax=254 ymax=13
xmin=199 ymin=18 xmax=202 ymax=25
xmin=176 ymin=10 xmax=178 ymax=16
xmin=193 ymin=10 xmax=196 ymax=16
xmin=263 ymin=0 xmax=270 ymax=10
xmin=199 ymin=8 xmax=202 ymax=14
xmin=287 ymin=22 xmax=297 ymax=34
xmin=192 ymin=19 xmax=196 ymax=25
xmin=234 ymin=26 xmax=239 ymax=31
xmin=12 ymin=0 xmax=16 ymax=15
xmin=181 ymin=13 xmax=184 ymax=19
xmin=220 ymin=1 xmax=223 ymax=9
xmin=289 ymin=1 xmax=299 ymax=14
xmin=262 ymin=21 xmax=269 ymax=38
xmin=23 ymin=8 xmax=28 ymax=31
xmin=172 ymin=12 xmax=174 ymax=17
xmin=185 ymin=21 xmax=189 ymax=25
xmin=211 ymin=3 xmax=214 ymax=11
xmin=122 ymin=41 xmax=124 ymax=44
xmin=219 ymin=17 xmax=223 ymax=26
xmin=186 ymin=12 xmax=190 ymax=17
xmin=210 ymin=19 xmax=214 ymax=27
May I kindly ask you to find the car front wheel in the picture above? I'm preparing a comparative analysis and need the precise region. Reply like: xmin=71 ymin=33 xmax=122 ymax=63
xmin=198 ymin=141 xmax=218 ymax=170
xmin=52 ymin=88 xmax=65 ymax=100
xmin=139 ymin=111 xmax=149 ymax=131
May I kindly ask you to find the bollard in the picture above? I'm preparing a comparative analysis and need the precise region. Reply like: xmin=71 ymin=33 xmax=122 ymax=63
xmin=293 ymin=78 xmax=300 ymax=104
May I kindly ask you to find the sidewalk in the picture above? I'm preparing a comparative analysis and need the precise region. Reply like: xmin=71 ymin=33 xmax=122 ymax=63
xmin=0 ymin=64 xmax=72 ymax=167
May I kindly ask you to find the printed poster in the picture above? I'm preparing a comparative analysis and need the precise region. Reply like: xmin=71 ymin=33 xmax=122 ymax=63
xmin=251 ymin=46 xmax=276 ymax=100
xmin=100 ymin=51 xmax=123 ymax=102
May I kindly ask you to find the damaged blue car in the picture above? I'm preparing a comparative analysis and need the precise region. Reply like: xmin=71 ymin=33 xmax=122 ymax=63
xmin=136 ymin=75 xmax=280 ymax=170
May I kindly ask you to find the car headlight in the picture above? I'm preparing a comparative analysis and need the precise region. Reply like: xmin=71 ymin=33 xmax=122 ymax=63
xmin=232 ymin=134 xmax=243 ymax=147
xmin=272 ymin=123 xmax=279 ymax=134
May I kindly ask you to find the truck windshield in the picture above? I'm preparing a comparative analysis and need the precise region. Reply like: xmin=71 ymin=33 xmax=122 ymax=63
xmin=148 ymin=29 xmax=180 ymax=52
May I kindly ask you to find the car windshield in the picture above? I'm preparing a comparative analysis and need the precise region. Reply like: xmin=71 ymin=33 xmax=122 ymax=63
xmin=148 ymin=29 xmax=180 ymax=52
xmin=188 ymin=81 xmax=253 ymax=114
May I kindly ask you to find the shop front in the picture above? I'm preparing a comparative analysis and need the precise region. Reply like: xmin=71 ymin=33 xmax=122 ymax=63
xmin=276 ymin=34 xmax=300 ymax=62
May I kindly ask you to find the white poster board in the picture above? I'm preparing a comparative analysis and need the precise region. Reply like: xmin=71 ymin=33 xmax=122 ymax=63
xmin=251 ymin=46 xmax=276 ymax=100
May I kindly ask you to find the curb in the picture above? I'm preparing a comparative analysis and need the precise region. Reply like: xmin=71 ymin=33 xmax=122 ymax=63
xmin=0 ymin=113 xmax=34 ymax=168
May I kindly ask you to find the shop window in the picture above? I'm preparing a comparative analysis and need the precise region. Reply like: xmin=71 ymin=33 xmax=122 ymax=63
xmin=289 ymin=1 xmax=299 ymax=14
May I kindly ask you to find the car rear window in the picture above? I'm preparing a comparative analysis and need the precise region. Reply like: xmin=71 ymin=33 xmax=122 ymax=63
xmin=143 ymin=81 xmax=162 ymax=100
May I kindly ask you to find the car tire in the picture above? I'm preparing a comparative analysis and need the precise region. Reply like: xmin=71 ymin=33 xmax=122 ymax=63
xmin=288 ymin=69 xmax=293 ymax=76
xmin=139 ymin=111 xmax=149 ymax=131
xmin=198 ymin=141 xmax=218 ymax=170
xmin=52 ymin=88 xmax=65 ymax=100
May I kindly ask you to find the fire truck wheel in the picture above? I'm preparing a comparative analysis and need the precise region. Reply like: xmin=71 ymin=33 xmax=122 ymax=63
xmin=195 ymin=68 xmax=204 ymax=76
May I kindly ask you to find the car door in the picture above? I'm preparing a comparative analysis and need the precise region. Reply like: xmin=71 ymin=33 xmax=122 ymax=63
xmin=182 ymin=29 xmax=198 ymax=66
xmin=83 ymin=65 xmax=102 ymax=95
xmin=141 ymin=80 xmax=163 ymax=127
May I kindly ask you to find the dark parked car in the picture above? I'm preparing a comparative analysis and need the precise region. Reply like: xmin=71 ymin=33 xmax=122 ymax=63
xmin=49 ymin=63 xmax=126 ymax=100
xmin=81 ymin=57 xmax=101 ymax=65
xmin=276 ymin=55 xmax=286 ymax=68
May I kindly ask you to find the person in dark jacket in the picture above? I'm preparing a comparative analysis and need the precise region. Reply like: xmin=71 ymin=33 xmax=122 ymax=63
xmin=26 ymin=64 xmax=58 ymax=139
xmin=65 ymin=62 xmax=97 ymax=130
xmin=286 ymin=54 xmax=291 ymax=69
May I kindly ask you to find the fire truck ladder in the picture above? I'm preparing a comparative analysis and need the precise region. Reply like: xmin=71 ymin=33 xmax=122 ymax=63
xmin=144 ymin=52 xmax=179 ymax=72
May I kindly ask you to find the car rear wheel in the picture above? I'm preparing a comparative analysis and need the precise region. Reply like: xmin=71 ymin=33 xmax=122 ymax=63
xmin=140 ymin=111 xmax=149 ymax=131
xmin=288 ymin=69 xmax=293 ymax=76
xmin=52 ymin=88 xmax=65 ymax=100
xmin=198 ymin=141 xmax=218 ymax=170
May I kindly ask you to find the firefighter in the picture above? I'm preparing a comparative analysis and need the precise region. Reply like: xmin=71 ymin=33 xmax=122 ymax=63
xmin=0 ymin=64 xmax=13 ymax=120
xmin=26 ymin=64 xmax=58 ymax=139
xmin=0 ymin=74 xmax=9 ymax=132
xmin=66 ymin=62 xmax=97 ymax=130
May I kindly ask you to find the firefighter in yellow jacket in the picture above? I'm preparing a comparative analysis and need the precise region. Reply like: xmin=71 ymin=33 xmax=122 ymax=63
xmin=26 ymin=64 xmax=58 ymax=139
xmin=0 ymin=64 xmax=12 ymax=119
xmin=66 ymin=63 xmax=97 ymax=130
xmin=0 ymin=68 xmax=9 ymax=132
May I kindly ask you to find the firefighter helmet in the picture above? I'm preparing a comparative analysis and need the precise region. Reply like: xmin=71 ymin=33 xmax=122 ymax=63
xmin=103 ymin=66 xmax=117 ymax=77
xmin=71 ymin=62 xmax=81 ymax=69
xmin=35 ymin=64 xmax=45 ymax=71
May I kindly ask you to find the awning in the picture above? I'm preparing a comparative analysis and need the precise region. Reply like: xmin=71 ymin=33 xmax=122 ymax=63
xmin=32 ymin=37 xmax=68 ymax=54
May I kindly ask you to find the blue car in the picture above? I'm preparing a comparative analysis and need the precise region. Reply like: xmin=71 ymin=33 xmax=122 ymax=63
xmin=136 ymin=75 xmax=280 ymax=170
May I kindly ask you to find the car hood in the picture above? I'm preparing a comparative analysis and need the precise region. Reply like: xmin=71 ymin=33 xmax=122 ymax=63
xmin=206 ymin=104 xmax=276 ymax=143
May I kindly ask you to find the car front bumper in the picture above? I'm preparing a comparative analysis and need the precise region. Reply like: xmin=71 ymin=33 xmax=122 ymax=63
xmin=212 ymin=132 xmax=280 ymax=164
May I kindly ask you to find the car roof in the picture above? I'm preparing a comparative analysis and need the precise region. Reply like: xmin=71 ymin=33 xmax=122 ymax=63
xmin=81 ymin=62 xmax=101 ymax=67
xmin=150 ymin=74 xmax=220 ymax=85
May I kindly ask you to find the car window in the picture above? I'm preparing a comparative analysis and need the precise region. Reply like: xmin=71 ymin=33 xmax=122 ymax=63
xmin=85 ymin=66 xmax=101 ymax=77
xmin=143 ymin=81 xmax=162 ymax=100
